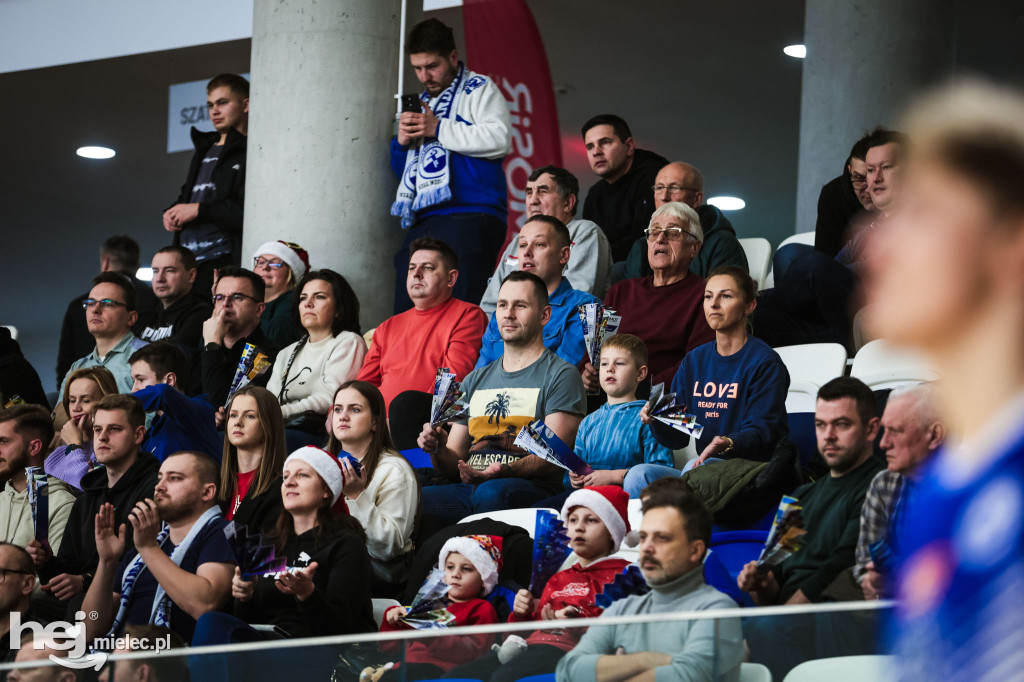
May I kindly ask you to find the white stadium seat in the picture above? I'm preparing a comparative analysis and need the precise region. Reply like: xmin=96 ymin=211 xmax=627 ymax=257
xmin=850 ymin=339 xmax=939 ymax=390
xmin=738 ymin=237 xmax=772 ymax=291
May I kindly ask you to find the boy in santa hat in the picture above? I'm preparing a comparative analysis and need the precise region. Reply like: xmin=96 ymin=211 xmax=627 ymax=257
xmin=373 ymin=534 xmax=501 ymax=680
xmin=446 ymin=486 xmax=633 ymax=682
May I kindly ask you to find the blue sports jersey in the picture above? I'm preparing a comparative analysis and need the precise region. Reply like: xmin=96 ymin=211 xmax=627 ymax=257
xmin=889 ymin=422 xmax=1024 ymax=682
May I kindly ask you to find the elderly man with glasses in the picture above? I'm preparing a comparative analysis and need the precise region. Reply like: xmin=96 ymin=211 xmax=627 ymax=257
xmin=191 ymin=266 xmax=280 ymax=408
xmin=583 ymin=203 xmax=715 ymax=392
xmin=621 ymin=161 xmax=749 ymax=281
xmin=58 ymin=272 xmax=149 ymax=401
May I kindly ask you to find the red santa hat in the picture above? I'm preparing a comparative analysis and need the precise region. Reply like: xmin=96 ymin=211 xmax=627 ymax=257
xmin=438 ymin=534 xmax=504 ymax=595
xmin=252 ymin=240 xmax=310 ymax=279
xmin=561 ymin=485 xmax=633 ymax=549
xmin=284 ymin=446 xmax=346 ymax=505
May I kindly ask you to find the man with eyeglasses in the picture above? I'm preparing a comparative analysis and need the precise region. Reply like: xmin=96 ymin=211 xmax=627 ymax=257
xmin=770 ymin=132 xmax=881 ymax=284
xmin=192 ymin=266 xmax=279 ymax=408
xmin=56 ymin=235 xmax=159 ymax=391
xmin=137 ymin=246 xmax=212 ymax=353
xmin=621 ymin=162 xmax=749 ymax=281
xmin=0 ymin=407 xmax=75 ymax=562
xmin=753 ymin=130 xmax=907 ymax=352
xmin=58 ymin=273 xmax=149 ymax=402
xmin=813 ymin=131 xmax=879 ymax=259
xmin=0 ymin=543 xmax=48 ymax=666
xmin=583 ymin=203 xmax=714 ymax=391
xmin=580 ymin=115 xmax=668 ymax=267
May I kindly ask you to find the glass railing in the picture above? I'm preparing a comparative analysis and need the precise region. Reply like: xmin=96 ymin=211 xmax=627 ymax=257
xmin=0 ymin=601 xmax=896 ymax=682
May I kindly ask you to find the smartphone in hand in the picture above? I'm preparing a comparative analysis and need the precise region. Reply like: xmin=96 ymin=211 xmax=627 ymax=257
xmin=401 ymin=94 xmax=421 ymax=113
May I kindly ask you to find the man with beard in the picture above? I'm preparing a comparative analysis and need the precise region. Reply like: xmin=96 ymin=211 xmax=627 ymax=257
xmin=557 ymin=488 xmax=742 ymax=682
xmin=82 ymin=451 xmax=234 ymax=645
xmin=30 ymin=395 xmax=159 ymax=618
xmin=0 ymin=406 xmax=76 ymax=553
xmin=736 ymin=377 xmax=883 ymax=679
xmin=417 ymin=271 xmax=586 ymax=538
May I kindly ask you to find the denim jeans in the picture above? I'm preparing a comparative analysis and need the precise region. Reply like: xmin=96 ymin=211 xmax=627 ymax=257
xmin=419 ymin=477 xmax=562 ymax=539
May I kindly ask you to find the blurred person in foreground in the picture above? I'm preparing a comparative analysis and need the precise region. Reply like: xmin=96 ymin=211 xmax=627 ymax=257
xmin=864 ymin=80 xmax=1024 ymax=682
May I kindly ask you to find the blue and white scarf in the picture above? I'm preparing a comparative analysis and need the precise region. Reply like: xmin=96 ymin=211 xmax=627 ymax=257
xmin=105 ymin=505 xmax=222 ymax=639
xmin=391 ymin=62 xmax=468 ymax=229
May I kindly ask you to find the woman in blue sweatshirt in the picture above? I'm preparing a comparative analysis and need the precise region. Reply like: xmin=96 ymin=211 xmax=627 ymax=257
xmin=630 ymin=266 xmax=790 ymax=487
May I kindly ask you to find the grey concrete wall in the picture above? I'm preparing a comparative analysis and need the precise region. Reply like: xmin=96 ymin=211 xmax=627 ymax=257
xmin=794 ymin=0 xmax=955 ymax=235
xmin=245 ymin=0 xmax=405 ymax=330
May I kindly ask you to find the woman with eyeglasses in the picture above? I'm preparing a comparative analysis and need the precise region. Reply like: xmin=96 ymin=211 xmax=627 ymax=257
xmin=582 ymin=202 xmax=714 ymax=393
xmin=221 ymin=386 xmax=286 ymax=532
xmin=267 ymin=269 xmax=366 ymax=451
xmin=45 ymin=366 xmax=119 ymax=489
xmin=634 ymin=266 xmax=790 ymax=488
xmin=252 ymin=240 xmax=309 ymax=348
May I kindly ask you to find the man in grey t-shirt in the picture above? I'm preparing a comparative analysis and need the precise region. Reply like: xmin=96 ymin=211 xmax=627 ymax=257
xmin=418 ymin=271 xmax=586 ymax=534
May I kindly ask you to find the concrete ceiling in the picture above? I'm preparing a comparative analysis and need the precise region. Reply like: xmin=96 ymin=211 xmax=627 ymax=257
xmin=1 ymin=0 xmax=1022 ymax=388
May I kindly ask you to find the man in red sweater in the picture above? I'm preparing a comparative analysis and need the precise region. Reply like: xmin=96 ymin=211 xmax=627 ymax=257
xmin=358 ymin=237 xmax=487 ymax=447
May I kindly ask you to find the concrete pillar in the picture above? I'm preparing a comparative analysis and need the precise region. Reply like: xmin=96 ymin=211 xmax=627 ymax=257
xmin=246 ymin=0 xmax=405 ymax=329
xmin=794 ymin=0 xmax=954 ymax=234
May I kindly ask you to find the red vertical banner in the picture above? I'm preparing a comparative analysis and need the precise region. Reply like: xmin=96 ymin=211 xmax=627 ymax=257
xmin=463 ymin=0 xmax=563 ymax=249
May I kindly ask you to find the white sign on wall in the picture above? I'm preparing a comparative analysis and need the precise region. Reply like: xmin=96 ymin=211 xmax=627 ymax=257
xmin=167 ymin=73 xmax=250 ymax=154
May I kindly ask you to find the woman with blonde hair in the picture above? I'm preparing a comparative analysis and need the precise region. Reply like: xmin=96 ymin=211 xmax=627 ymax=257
xmin=45 ymin=366 xmax=119 ymax=489
xmin=221 ymin=385 xmax=286 ymax=532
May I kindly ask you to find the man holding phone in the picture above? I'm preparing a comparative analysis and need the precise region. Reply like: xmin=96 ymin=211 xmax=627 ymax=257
xmin=390 ymin=18 xmax=512 ymax=314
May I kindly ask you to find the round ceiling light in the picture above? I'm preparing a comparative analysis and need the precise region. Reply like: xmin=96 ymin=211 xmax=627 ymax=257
xmin=707 ymin=196 xmax=746 ymax=211
xmin=783 ymin=44 xmax=807 ymax=59
xmin=76 ymin=146 xmax=116 ymax=159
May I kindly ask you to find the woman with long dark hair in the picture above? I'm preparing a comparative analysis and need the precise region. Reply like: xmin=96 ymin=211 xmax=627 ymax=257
xmin=326 ymin=380 xmax=418 ymax=586
xmin=192 ymin=447 xmax=374 ymax=681
xmin=267 ymin=268 xmax=366 ymax=451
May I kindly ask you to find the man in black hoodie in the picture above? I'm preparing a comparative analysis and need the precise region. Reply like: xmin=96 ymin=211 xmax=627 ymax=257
xmin=580 ymin=114 xmax=668 ymax=266
xmin=137 ymin=246 xmax=213 ymax=355
xmin=163 ymin=73 xmax=249 ymax=298
xmin=30 ymin=394 xmax=159 ymax=618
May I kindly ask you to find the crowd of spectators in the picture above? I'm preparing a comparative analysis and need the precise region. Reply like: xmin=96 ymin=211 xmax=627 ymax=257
xmin=2 ymin=15 xmax=1022 ymax=682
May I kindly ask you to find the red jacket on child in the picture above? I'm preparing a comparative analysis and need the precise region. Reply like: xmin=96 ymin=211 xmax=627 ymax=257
xmin=380 ymin=598 xmax=498 ymax=671
xmin=509 ymin=556 xmax=630 ymax=651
